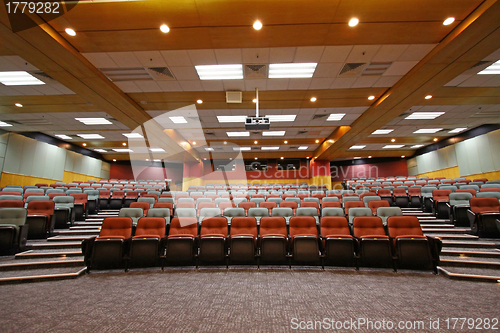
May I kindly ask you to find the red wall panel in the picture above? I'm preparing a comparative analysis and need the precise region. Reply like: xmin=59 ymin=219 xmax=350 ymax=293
xmin=330 ymin=160 xmax=408 ymax=181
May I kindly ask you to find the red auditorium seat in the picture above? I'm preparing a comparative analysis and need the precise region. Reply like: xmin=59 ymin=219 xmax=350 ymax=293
xmin=279 ymin=201 xmax=298 ymax=214
xmin=260 ymin=201 xmax=277 ymax=212
xmin=130 ymin=202 xmax=150 ymax=216
xmin=301 ymin=201 xmax=320 ymax=215
xmin=432 ymin=189 xmax=452 ymax=218
xmin=99 ymin=190 xmax=111 ymax=209
xmin=124 ymin=191 xmax=139 ymax=207
xmin=0 ymin=200 xmax=24 ymax=208
xmin=368 ymin=200 xmax=390 ymax=215
xmin=468 ymin=197 xmax=500 ymax=238
xmin=198 ymin=216 xmax=228 ymax=264
xmin=289 ymin=216 xmax=319 ymax=264
xmin=109 ymin=190 xmax=125 ymax=209
xmin=129 ymin=217 xmax=166 ymax=269
xmin=377 ymin=189 xmax=393 ymax=206
xmin=344 ymin=201 xmax=364 ymax=215
xmin=456 ymin=188 xmax=476 ymax=197
xmin=352 ymin=216 xmax=393 ymax=269
xmin=70 ymin=193 xmax=88 ymax=220
xmin=238 ymin=202 xmax=256 ymax=215
xmin=26 ymin=200 xmax=55 ymax=239
xmin=259 ymin=216 xmax=288 ymax=264
xmin=229 ymin=217 xmax=257 ymax=263
xmin=393 ymin=188 xmax=409 ymax=207
xmin=165 ymin=217 xmax=198 ymax=265
xmin=480 ymin=187 xmax=500 ymax=192
xmin=359 ymin=192 xmax=376 ymax=200
xmin=153 ymin=202 xmax=174 ymax=215
xmin=176 ymin=202 xmax=195 ymax=209
xmin=322 ymin=201 xmax=341 ymax=208
xmin=408 ymin=187 xmax=422 ymax=207
xmin=320 ymin=216 xmax=355 ymax=267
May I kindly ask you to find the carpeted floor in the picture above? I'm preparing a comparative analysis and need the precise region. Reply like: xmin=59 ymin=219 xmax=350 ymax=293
xmin=0 ymin=268 xmax=499 ymax=332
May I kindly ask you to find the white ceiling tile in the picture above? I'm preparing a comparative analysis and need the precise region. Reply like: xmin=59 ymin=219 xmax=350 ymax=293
xmin=31 ymin=85 xmax=64 ymax=95
xmin=458 ymin=74 xmax=495 ymax=87
xmin=201 ymin=80 xmax=224 ymax=91
xmin=2 ymin=56 xmax=39 ymax=71
xmin=383 ymin=61 xmax=418 ymax=76
xmin=179 ymin=80 xmax=204 ymax=91
xmin=156 ymin=81 xmax=183 ymax=92
xmin=113 ymin=81 xmax=142 ymax=93
xmin=372 ymin=75 xmax=402 ymax=87
xmin=313 ymin=63 xmax=343 ymax=78
xmin=480 ymin=76 xmax=500 ymax=87
xmin=293 ymin=46 xmax=325 ymax=63
xmin=483 ymin=48 xmax=500 ymax=61
xmin=319 ymin=46 xmax=353 ymax=63
xmin=160 ymin=50 xmax=193 ymax=67
xmin=372 ymin=45 xmax=409 ymax=62
xmin=351 ymin=76 xmax=380 ymax=88
xmin=330 ymin=77 xmax=356 ymax=89
xmin=107 ymin=52 xmax=142 ymax=67
xmin=170 ymin=66 xmax=199 ymax=80
xmin=222 ymin=79 xmax=245 ymax=91
xmin=82 ymin=53 xmax=119 ymax=68
xmin=133 ymin=51 xmax=168 ymax=67
xmin=266 ymin=78 xmax=289 ymax=90
xmin=214 ymin=49 xmax=242 ymax=64
xmin=242 ymin=48 xmax=270 ymax=64
xmin=51 ymin=84 xmax=75 ymax=95
xmin=269 ymin=47 xmax=296 ymax=63
xmin=0 ymin=56 xmax=21 ymax=71
xmin=287 ymin=78 xmax=311 ymax=90
xmin=10 ymin=86 xmax=43 ymax=95
xmin=245 ymin=79 xmax=267 ymax=91
xmin=398 ymin=44 xmax=436 ymax=61
xmin=188 ymin=49 xmax=217 ymax=65
xmin=309 ymin=78 xmax=334 ymax=89
xmin=346 ymin=45 xmax=382 ymax=63
xmin=444 ymin=74 xmax=473 ymax=87
xmin=134 ymin=81 xmax=163 ymax=92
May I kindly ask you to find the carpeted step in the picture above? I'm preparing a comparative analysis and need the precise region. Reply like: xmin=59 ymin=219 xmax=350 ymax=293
xmin=0 ymin=267 xmax=86 ymax=285
xmin=438 ymin=266 xmax=500 ymax=283
xmin=15 ymin=249 xmax=82 ymax=259
xmin=441 ymin=249 xmax=500 ymax=259
xmin=26 ymin=241 xmax=82 ymax=250
xmin=0 ymin=258 xmax=84 ymax=271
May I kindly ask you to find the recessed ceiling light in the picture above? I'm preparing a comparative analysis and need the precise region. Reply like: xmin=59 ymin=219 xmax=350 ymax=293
xmin=223 ymin=141 xmax=227 ymax=145
xmin=405 ymin=112 xmax=444 ymax=120
xmin=77 ymin=134 xmax=105 ymax=139
xmin=268 ymin=63 xmax=317 ymax=79
xmin=413 ymin=128 xmax=443 ymax=134
xmin=443 ymin=17 xmax=455 ymax=25
xmin=153 ymin=159 xmax=161 ymax=162
xmin=150 ymin=148 xmax=165 ymax=152
xmin=160 ymin=24 xmax=170 ymax=33
xmin=112 ymin=149 xmax=133 ymax=152
xmin=348 ymin=18 xmax=359 ymax=27
xmin=227 ymin=131 xmax=249 ymax=137
xmin=255 ymin=157 xmax=258 ymax=160
xmin=123 ymin=133 xmax=143 ymax=138
xmin=262 ymin=131 xmax=285 ymax=136
xmin=195 ymin=64 xmax=243 ymax=80
xmin=368 ymin=95 xmax=375 ymax=100
xmin=350 ymin=145 xmax=366 ymax=150
xmin=478 ymin=60 xmax=500 ymax=74
xmin=203 ymin=158 xmax=207 ymax=161
xmin=233 ymin=147 xmax=251 ymax=151
xmin=14 ymin=103 xmax=22 ymax=107
xmin=65 ymin=28 xmax=76 ymax=36
xmin=401 ymin=155 xmax=405 ymax=158
xmin=265 ymin=115 xmax=296 ymax=122
xmin=315 ymin=139 xmax=320 ymax=143
xmin=410 ymin=144 xmax=424 ymax=148
xmin=327 ymin=113 xmax=346 ymax=121
xmin=205 ymin=148 xmax=214 ymax=151
xmin=196 ymin=99 xmax=203 ymax=104
xmin=280 ymin=157 xmax=284 ymax=160
xmin=372 ymin=129 xmax=394 ymax=135
xmin=368 ymin=156 xmax=372 ymax=158
xmin=0 ymin=71 xmax=45 ymax=86
xmin=261 ymin=147 xmax=280 ymax=150
xmin=433 ymin=138 xmax=438 ymax=142
xmin=298 ymin=146 xmax=308 ymax=150
xmin=113 ymin=159 xmax=116 ymax=162
xmin=425 ymin=95 xmax=433 ymax=99
xmin=169 ymin=116 xmax=187 ymax=124
xmin=122 ymin=142 xmax=127 ymax=146
xmin=75 ymin=118 xmax=112 ymax=125
xmin=192 ymin=142 xmax=196 ymax=145
xmin=353 ymin=157 xmax=361 ymax=159
xmin=310 ymin=97 xmax=317 ymax=102
xmin=391 ymin=139 xmax=396 ymax=142
xmin=284 ymin=140 xmax=288 ymax=144
xmin=254 ymin=141 xmax=258 ymax=144
xmin=383 ymin=145 xmax=405 ymax=149
xmin=306 ymin=156 xmax=310 ymax=159
xmin=82 ymin=143 xmax=87 ymax=146
xmin=94 ymin=149 xmax=106 ymax=153
xmin=253 ymin=20 xmax=263 ymax=30
xmin=217 ymin=116 xmax=246 ymax=123
xmin=328 ymin=139 xmax=334 ymax=143
xmin=55 ymin=134 xmax=72 ymax=140
xmin=448 ymin=127 xmax=467 ymax=133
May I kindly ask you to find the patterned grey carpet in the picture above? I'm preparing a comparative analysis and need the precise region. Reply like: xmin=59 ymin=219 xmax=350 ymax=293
xmin=0 ymin=268 xmax=499 ymax=332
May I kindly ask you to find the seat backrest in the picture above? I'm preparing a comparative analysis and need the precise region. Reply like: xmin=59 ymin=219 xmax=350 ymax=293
xmin=176 ymin=202 xmax=196 ymax=209
xmin=247 ymin=207 xmax=269 ymax=217
xmin=200 ymin=217 xmax=228 ymax=237
xmin=53 ymin=195 xmax=75 ymax=208
xmin=99 ymin=217 xmax=132 ymax=238
xmin=387 ymin=216 xmax=424 ymax=238
xmin=322 ymin=196 xmax=340 ymax=202
xmin=376 ymin=207 xmax=402 ymax=220
xmin=348 ymin=207 xmax=373 ymax=218
xmin=168 ymin=217 xmax=198 ymax=236
xmin=344 ymin=201 xmax=364 ymax=214
xmin=321 ymin=207 xmax=344 ymax=217
xmin=0 ymin=200 xmax=24 ymax=208
xmin=174 ymin=207 xmax=197 ymax=218
xmin=296 ymin=207 xmax=318 ymax=217
xmin=408 ymin=187 xmax=421 ymax=196
xmin=449 ymin=192 xmax=473 ymax=206
xmin=470 ymin=197 xmax=500 ymax=213
xmin=432 ymin=189 xmax=451 ymax=202
xmin=135 ymin=217 xmax=165 ymax=238
xmin=352 ymin=216 xmax=386 ymax=237
xmin=362 ymin=196 xmax=381 ymax=206
xmin=0 ymin=207 xmax=27 ymax=227
xmin=377 ymin=189 xmax=391 ymax=196
xmin=368 ymin=200 xmax=390 ymax=213
xmin=138 ymin=197 xmax=155 ymax=207
xmin=218 ymin=202 xmax=236 ymax=211
xmin=271 ymin=207 xmax=293 ymax=218
xmin=289 ymin=216 xmax=317 ymax=238
xmin=199 ymin=207 xmax=222 ymax=219
xmin=70 ymin=193 xmax=88 ymax=204
xmin=320 ymin=216 xmax=351 ymax=237
xmin=238 ymin=201 xmax=256 ymax=210
xmin=118 ymin=207 xmax=144 ymax=218
xmin=480 ymin=187 xmax=500 ymax=192
xmin=359 ymin=192 xmax=377 ymax=200
xmin=322 ymin=201 xmax=341 ymax=208
xmin=112 ymin=190 xmax=125 ymax=198
xmin=476 ymin=192 xmax=500 ymax=200
xmin=260 ymin=202 xmax=277 ymax=211
xmin=421 ymin=186 xmax=437 ymax=197
xmin=27 ymin=200 xmax=54 ymax=215
xmin=129 ymin=202 xmax=149 ymax=215
xmin=456 ymin=188 xmax=476 ymax=197
xmin=0 ymin=195 xmax=23 ymax=201
xmin=260 ymin=217 xmax=287 ymax=237
xmin=230 ymin=217 xmax=257 ymax=239
xmin=147 ymin=208 xmax=170 ymax=218
xmin=223 ymin=207 xmax=245 ymax=218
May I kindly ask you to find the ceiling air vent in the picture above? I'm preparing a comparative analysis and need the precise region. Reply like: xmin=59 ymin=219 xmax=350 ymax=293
xmin=471 ymin=60 xmax=492 ymax=69
xmin=297 ymin=131 xmax=308 ymax=135
xmin=100 ymin=68 xmax=151 ymax=81
xmin=11 ymin=119 xmax=53 ymax=125
xmin=244 ymin=64 xmax=267 ymax=79
xmin=31 ymin=71 xmax=54 ymax=81
xmin=470 ymin=110 xmax=500 ymax=118
xmin=146 ymin=67 xmax=176 ymax=81
xmin=289 ymin=146 xmax=298 ymax=149
xmin=312 ymin=114 xmax=328 ymax=120
xmin=226 ymin=91 xmax=242 ymax=103
xmin=204 ymin=132 xmax=215 ymax=136
xmin=361 ymin=62 xmax=393 ymax=76
xmin=339 ymin=63 xmax=366 ymax=77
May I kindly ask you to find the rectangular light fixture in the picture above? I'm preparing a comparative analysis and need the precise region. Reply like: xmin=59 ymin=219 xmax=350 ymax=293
xmin=353 ymin=157 xmax=362 ymax=159
xmin=112 ymin=148 xmax=133 ymax=152
xmin=0 ymin=121 xmax=12 ymax=127
xmin=413 ymin=128 xmax=442 ymax=134
xmin=55 ymin=134 xmax=72 ymax=140
xmin=233 ymin=147 xmax=251 ymax=151
xmin=195 ymin=64 xmax=243 ymax=80
xmin=405 ymin=112 xmax=444 ymax=120
xmin=372 ymin=129 xmax=394 ymax=135
xmin=410 ymin=144 xmax=424 ymax=149
xmin=75 ymin=118 xmax=112 ymax=125
xmin=268 ymin=63 xmax=317 ymax=78
xmin=169 ymin=116 xmax=187 ymax=124
xmin=448 ymin=127 xmax=467 ymax=133
xmin=94 ymin=149 xmax=107 ymax=153
xmin=262 ymin=131 xmax=285 ymax=136
xmin=217 ymin=116 xmax=246 ymax=123
xmin=0 ymin=71 xmax=45 ymax=86
xmin=383 ymin=145 xmax=405 ymax=149
xmin=265 ymin=115 xmax=296 ymax=122
xmin=327 ymin=113 xmax=346 ymax=121
xmin=298 ymin=146 xmax=308 ymax=150
xmin=261 ymin=147 xmax=280 ymax=150
xmin=227 ymin=131 xmax=249 ymax=137
xmin=478 ymin=60 xmax=500 ymax=75
xmin=149 ymin=148 xmax=165 ymax=152
xmin=205 ymin=148 xmax=214 ymax=151
xmin=153 ymin=159 xmax=161 ymax=162
xmin=349 ymin=145 xmax=366 ymax=149
xmin=123 ymin=133 xmax=143 ymax=138
xmin=77 ymin=134 xmax=104 ymax=139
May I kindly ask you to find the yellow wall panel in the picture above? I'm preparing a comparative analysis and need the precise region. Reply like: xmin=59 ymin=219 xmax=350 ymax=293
xmin=1 ymin=171 xmax=101 ymax=188
xmin=62 ymin=171 xmax=101 ymax=184
xmin=415 ymin=166 xmax=460 ymax=180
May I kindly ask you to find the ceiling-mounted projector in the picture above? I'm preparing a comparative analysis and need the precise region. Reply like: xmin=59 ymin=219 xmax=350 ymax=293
xmin=245 ymin=116 xmax=270 ymax=130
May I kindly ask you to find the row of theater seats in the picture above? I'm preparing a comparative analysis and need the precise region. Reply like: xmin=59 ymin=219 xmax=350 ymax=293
xmin=82 ymin=215 xmax=441 ymax=272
